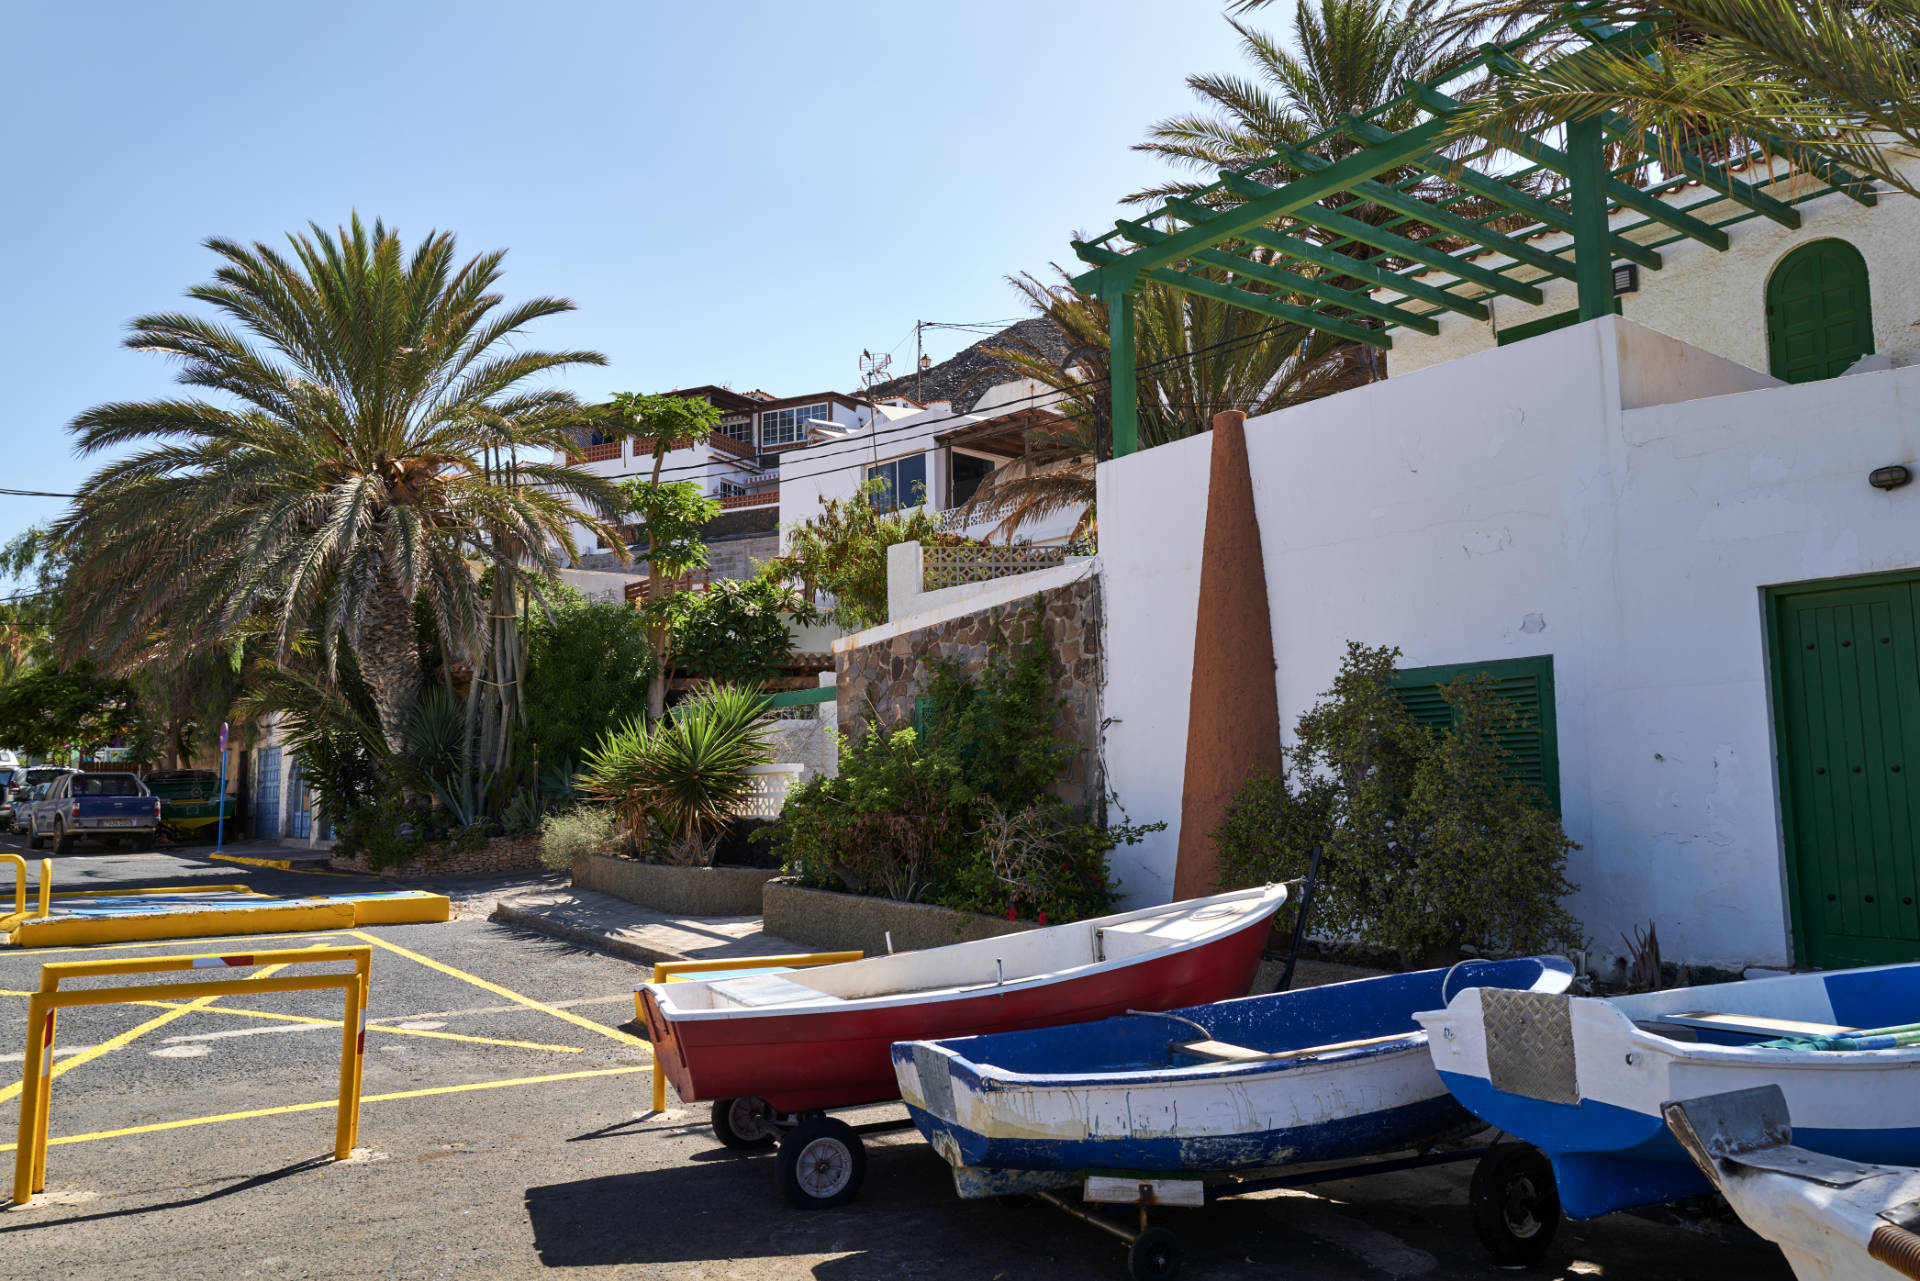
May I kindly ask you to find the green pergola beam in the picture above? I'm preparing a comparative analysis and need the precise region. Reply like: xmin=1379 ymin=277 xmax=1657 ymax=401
xmin=1219 ymin=175 xmax=1546 ymax=305
xmin=1145 ymin=266 xmax=1393 ymax=350
xmin=1342 ymin=116 xmax=1663 ymax=272
xmin=1597 ymin=112 xmax=1801 ymax=228
xmin=1164 ymin=199 xmax=1490 ymax=321
xmin=1115 ymin=218 xmax=1441 ymax=335
xmin=1279 ymin=145 xmax=1580 ymax=283
xmin=1411 ymin=86 xmax=1731 ymax=252
xmin=1102 ymin=112 xmax=1462 ymax=281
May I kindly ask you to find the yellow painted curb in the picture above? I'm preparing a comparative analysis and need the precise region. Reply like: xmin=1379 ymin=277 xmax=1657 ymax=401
xmin=341 ymin=893 xmax=451 ymax=926
xmin=8 ymin=902 xmax=357 ymax=948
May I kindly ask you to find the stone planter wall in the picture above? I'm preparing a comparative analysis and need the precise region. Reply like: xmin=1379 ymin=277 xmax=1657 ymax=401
xmin=762 ymin=880 xmax=1035 ymax=956
xmin=572 ymin=852 xmax=775 ymax=916
xmin=330 ymin=834 xmax=542 ymax=879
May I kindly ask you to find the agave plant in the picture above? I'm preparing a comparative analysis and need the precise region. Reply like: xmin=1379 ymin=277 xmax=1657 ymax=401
xmin=578 ymin=684 xmax=775 ymax=852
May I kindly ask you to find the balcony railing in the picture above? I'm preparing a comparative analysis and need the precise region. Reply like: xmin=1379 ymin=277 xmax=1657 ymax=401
xmin=922 ymin=545 xmax=1071 ymax=592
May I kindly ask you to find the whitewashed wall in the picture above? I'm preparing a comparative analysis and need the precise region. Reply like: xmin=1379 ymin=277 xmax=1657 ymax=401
xmin=1387 ymin=177 xmax=1920 ymax=378
xmin=1098 ymin=316 xmax=1920 ymax=969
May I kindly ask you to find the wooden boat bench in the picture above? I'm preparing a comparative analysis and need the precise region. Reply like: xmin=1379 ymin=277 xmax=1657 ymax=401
xmin=1172 ymin=1031 xmax=1420 ymax=1065
xmin=708 ymin=973 xmax=844 ymax=1009
xmin=1645 ymin=1012 xmax=1855 ymax=1039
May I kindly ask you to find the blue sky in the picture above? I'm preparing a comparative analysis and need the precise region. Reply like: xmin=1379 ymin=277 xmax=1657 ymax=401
xmin=0 ymin=1 xmax=1248 ymax=545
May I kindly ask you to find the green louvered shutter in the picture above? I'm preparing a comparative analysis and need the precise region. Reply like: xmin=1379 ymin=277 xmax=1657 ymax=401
xmin=1390 ymin=655 xmax=1559 ymax=812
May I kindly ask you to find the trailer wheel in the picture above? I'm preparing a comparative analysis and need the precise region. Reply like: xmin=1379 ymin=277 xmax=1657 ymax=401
xmin=777 ymin=1115 xmax=866 ymax=1210
xmin=1470 ymin=1143 xmax=1560 ymax=1266
xmin=711 ymin=1097 xmax=778 ymax=1150
xmin=1127 ymin=1226 xmax=1183 ymax=1281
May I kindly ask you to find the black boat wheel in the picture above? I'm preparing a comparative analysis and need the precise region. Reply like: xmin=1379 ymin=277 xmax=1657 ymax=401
xmin=710 ymin=1097 xmax=778 ymax=1150
xmin=1127 ymin=1226 xmax=1184 ymax=1281
xmin=1470 ymin=1143 xmax=1561 ymax=1267
xmin=776 ymin=1114 xmax=867 ymax=1210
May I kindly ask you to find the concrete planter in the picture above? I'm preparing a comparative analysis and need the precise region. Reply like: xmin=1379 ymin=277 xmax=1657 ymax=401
xmin=761 ymin=880 xmax=1035 ymax=956
xmin=573 ymin=852 xmax=776 ymax=917
xmin=330 ymin=834 xmax=541 ymax=879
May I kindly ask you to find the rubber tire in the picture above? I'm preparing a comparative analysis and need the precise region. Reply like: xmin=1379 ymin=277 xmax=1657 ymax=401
xmin=26 ymin=819 xmax=43 ymax=850
xmin=711 ymin=1097 xmax=778 ymax=1150
xmin=1128 ymin=1227 xmax=1184 ymax=1281
xmin=1470 ymin=1143 xmax=1561 ymax=1267
xmin=51 ymin=820 xmax=72 ymax=855
xmin=776 ymin=1116 xmax=866 ymax=1210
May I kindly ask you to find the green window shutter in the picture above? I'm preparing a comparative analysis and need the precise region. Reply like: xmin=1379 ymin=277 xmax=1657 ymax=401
xmin=1766 ymin=238 xmax=1874 ymax=384
xmin=913 ymin=694 xmax=934 ymax=737
xmin=1390 ymin=654 xmax=1560 ymax=812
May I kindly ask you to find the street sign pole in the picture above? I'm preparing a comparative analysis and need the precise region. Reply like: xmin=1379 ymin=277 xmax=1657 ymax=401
xmin=214 ymin=722 xmax=229 ymax=853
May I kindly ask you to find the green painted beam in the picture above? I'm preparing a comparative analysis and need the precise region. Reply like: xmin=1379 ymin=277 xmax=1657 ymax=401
xmin=1105 ymin=112 xmax=1462 ymax=278
xmin=1164 ymin=198 xmax=1491 ymax=321
xmin=1115 ymin=218 xmax=1441 ymax=334
xmin=1220 ymin=175 xmax=1546 ymax=305
xmin=1597 ymin=111 xmax=1801 ymax=228
xmin=1107 ymin=285 xmax=1137 ymax=457
xmin=1342 ymin=116 xmax=1662 ymax=272
xmin=763 ymin=686 xmax=836 ymax=709
xmin=1566 ymin=114 xmax=1618 ymax=320
xmin=1147 ymin=267 xmax=1393 ymax=350
xmin=1280 ymin=145 xmax=1579 ymax=283
xmin=1412 ymin=86 xmax=1731 ymax=252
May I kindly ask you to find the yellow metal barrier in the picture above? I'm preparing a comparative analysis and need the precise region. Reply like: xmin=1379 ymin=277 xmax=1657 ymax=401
xmin=0 ymin=854 xmax=52 ymax=922
xmin=12 ymin=944 xmax=372 ymax=1205
xmin=636 ymin=951 xmax=863 ymax=1112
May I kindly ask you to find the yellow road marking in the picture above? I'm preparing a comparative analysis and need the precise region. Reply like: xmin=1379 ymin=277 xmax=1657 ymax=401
xmin=0 ymin=962 xmax=293 ymax=1104
xmin=0 ymin=1065 xmax=650 ymax=1151
xmin=348 ymin=931 xmax=648 ymax=1049
xmin=128 ymin=1001 xmax=584 ymax=1053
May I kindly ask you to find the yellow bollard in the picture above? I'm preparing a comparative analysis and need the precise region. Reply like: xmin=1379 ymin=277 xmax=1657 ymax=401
xmin=37 ymin=858 xmax=50 ymax=919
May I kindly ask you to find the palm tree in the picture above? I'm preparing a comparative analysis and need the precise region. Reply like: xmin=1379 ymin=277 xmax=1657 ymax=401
xmin=1432 ymin=0 xmax=1920 ymax=199
xmin=57 ymin=215 xmax=626 ymax=745
xmin=953 ymin=270 xmax=1370 ymax=541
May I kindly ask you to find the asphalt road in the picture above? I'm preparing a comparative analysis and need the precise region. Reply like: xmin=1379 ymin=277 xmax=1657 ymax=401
xmin=0 ymin=842 xmax=1794 ymax=1280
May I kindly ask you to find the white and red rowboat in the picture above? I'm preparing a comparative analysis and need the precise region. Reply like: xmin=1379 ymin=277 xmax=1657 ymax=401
xmin=638 ymin=885 xmax=1288 ymax=1115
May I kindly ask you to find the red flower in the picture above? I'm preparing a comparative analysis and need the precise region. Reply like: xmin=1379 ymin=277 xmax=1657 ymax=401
xmin=1037 ymin=911 xmax=1048 ymax=925
xmin=1005 ymin=908 xmax=1016 ymax=920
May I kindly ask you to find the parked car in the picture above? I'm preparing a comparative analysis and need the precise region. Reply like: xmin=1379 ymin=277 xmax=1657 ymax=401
xmin=25 ymin=771 xmax=162 ymax=853
xmin=0 ymin=766 xmax=22 ymax=829
xmin=10 ymin=767 xmax=75 ymax=834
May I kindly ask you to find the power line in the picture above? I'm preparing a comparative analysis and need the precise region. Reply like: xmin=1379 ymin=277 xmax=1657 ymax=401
xmin=0 ymin=488 xmax=76 ymax=499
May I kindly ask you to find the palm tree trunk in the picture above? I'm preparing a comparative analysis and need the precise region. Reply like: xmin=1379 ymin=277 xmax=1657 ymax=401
xmin=360 ymin=574 xmax=423 ymax=748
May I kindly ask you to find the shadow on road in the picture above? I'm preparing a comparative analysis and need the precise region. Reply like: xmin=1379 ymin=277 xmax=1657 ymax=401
xmin=0 ymin=1155 xmax=334 ymax=1234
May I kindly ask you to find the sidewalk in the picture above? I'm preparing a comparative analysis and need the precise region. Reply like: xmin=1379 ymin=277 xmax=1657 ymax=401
xmin=491 ymin=885 xmax=807 ymax=967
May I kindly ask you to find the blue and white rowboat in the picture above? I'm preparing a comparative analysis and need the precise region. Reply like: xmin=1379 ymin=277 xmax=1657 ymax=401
xmin=894 ymin=955 xmax=1573 ymax=1194
xmin=1417 ymin=962 xmax=1920 ymax=1221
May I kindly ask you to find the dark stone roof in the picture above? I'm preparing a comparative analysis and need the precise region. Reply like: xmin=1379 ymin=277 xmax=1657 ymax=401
xmin=860 ymin=317 xmax=1072 ymax=414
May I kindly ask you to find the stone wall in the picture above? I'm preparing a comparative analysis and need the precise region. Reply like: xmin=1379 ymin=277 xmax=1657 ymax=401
xmin=330 ymin=834 xmax=543 ymax=879
xmin=835 ymin=576 xmax=1101 ymax=806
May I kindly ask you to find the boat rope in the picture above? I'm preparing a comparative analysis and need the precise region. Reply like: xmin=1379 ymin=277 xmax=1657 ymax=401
xmin=1759 ymin=1020 xmax=1920 ymax=1052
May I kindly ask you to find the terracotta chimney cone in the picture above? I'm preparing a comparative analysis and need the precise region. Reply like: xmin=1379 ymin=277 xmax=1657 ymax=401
xmin=1170 ymin=410 xmax=1283 ymax=901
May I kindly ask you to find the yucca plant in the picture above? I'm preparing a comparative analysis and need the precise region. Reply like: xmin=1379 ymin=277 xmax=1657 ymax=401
xmin=56 ymin=214 xmax=629 ymax=746
xmin=578 ymin=684 xmax=775 ymax=855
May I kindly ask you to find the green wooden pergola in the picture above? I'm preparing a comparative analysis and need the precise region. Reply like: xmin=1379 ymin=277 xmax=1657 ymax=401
xmin=1071 ymin=9 xmax=1880 ymax=457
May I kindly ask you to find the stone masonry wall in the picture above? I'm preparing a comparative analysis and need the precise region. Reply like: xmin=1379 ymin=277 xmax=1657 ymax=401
xmin=330 ymin=834 xmax=543 ymax=879
xmin=836 ymin=576 xmax=1102 ymax=806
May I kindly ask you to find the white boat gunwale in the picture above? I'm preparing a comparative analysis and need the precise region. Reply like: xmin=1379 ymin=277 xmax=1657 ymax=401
xmin=644 ymin=884 xmax=1288 ymax=1023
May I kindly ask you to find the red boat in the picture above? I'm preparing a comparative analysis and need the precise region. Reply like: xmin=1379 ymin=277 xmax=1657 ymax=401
xmin=637 ymin=885 xmax=1287 ymax=1208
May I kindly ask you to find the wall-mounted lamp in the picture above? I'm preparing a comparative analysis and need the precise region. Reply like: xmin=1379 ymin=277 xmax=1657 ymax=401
xmin=1870 ymin=464 xmax=1912 ymax=491
xmin=1612 ymin=263 xmax=1639 ymax=295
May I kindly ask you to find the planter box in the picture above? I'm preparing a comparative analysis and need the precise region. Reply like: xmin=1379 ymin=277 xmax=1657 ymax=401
xmin=330 ymin=834 xmax=542 ymax=879
xmin=761 ymin=880 xmax=1035 ymax=956
xmin=572 ymin=852 xmax=775 ymax=917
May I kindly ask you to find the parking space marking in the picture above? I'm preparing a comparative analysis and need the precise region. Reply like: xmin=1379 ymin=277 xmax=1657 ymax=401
xmin=366 ymin=993 xmax=634 ymax=1023
xmin=0 ymin=1065 xmax=650 ymax=1153
xmin=131 ymin=1003 xmax=586 ymax=1054
xmin=349 ymin=931 xmax=649 ymax=1050
xmin=0 ymin=960 xmax=296 ymax=1103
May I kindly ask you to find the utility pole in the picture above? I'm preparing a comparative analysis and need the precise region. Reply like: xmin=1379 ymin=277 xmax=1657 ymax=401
xmin=915 ymin=320 xmax=924 ymax=403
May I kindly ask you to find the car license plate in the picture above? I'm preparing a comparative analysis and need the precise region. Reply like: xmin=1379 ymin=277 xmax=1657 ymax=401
xmin=104 ymin=819 xmax=137 ymax=828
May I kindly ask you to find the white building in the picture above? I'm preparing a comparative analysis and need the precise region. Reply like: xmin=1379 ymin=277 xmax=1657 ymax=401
xmin=1094 ymin=162 xmax=1920 ymax=975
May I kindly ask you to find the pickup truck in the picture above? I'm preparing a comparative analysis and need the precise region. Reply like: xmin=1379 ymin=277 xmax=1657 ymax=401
xmin=25 ymin=771 xmax=162 ymax=853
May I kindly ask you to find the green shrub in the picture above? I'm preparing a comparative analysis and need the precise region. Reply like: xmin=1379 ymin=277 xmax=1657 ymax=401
xmin=538 ymin=806 xmax=617 ymax=871
xmin=762 ymin=601 xmax=1153 ymax=924
xmin=523 ymin=588 xmax=654 ymax=768
xmin=1214 ymin=642 xmax=1582 ymax=963
xmin=577 ymin=684 xmax=774 ymax=858
xmin=333 ymin=793 xmax=487 ymax=870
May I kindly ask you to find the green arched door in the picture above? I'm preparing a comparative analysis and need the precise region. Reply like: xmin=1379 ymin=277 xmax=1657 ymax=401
xmin=1767 ymin=239 xmax=1874 ymax=383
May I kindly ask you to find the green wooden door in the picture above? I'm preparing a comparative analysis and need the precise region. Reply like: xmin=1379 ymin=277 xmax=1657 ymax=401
xmin=1771 ymin=576 xmax=1920 ymax=967
xmin=1766 ymin=239 xmax=1874 ymax=384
